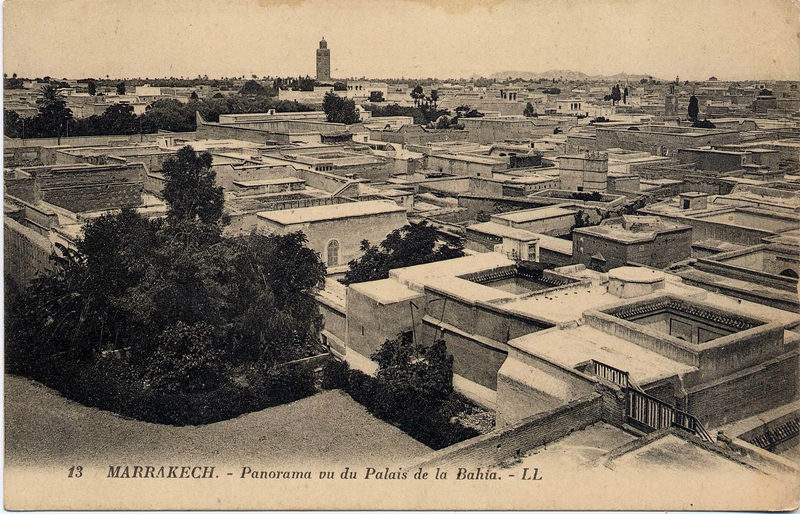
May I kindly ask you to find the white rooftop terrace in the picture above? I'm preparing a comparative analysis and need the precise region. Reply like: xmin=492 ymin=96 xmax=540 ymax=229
xmin=390 ymin=252 xmax=514 ymax=292
xmin=510 ymin=324 xmax=697 ymax=385
xmin=349 ymin=278 xmax=423 ymax=305
xmin=492 ymin=206 xmax=576 ymax=223
xmin=500 ymin=274 xmax=705 ymax=324
xmin=467 ymin=221 xmax=540 ymax=241
xmin=257 ymin=199 xmax=405 ymax=226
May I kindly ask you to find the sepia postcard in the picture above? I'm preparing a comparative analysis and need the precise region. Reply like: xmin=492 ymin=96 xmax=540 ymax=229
xmin=3 ymin=0 xmax=800 ymax=510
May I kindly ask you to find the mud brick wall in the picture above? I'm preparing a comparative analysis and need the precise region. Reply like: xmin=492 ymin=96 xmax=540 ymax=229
xmin=408 ymin=393 xmax=602 ymax=470
xmin=687 ymin=350 xmax=800 ymax=428
xmin=41 ymin=182 xmax=143 ymax=212
xmin=4 ymin=217 xmax=53 ymax=287
xmin=5 ymin=177 xmax=37 ymax=203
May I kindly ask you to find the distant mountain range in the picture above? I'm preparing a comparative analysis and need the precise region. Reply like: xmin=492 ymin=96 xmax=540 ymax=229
xmin=473 ymin=70 xmax=664 ymax=83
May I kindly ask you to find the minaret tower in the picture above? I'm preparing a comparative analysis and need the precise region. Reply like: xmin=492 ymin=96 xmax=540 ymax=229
xmin=316 ymin=37 xmax=331 ymax=82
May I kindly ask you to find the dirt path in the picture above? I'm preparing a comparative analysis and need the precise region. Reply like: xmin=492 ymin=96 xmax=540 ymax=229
xmin=5 ymin=374 xmax=430 ymax=469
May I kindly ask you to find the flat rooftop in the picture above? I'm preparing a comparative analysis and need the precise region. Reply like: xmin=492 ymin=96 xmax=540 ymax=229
xmin=390 ymin=252 xmax=514 ymax=291
xmin=232 ymin=177 xmax=304 ymax=187
xmin=511 ymin=324 xmax=697 ymax=384
xmin=257 ymin=200 xmax=405 ymax=226
xmin=493 ymin=206 xmax=576 ymax=223
xmin=573 ymin=216 xmax=691 ymax=243
xmin=467 ymin=221 xmax=540 ymax=241
xmin=349 ymin=278 xmax=423 ymax=305
xmin=501 ymin=276 xmax=705 ymax=324
xmin=431 ymin=153 xmax=504 ymax=165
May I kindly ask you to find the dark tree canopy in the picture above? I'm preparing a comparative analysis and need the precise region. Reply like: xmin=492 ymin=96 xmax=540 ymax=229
xmin=239 ymin=80 xmax=266 ymax=96
xmin=370 ymin=334 xmax=454 ymax=422
xmin=688 ymin=95 xmax=699 ymax=122
xmin=343 ymin=221 xmax=464 ymax=285
xmin=7 ymin=219 xmax=327 ymax=398
xmin=523 ymin=102 xmax=536 ymax=117
xmin=322 ymin=92 xmax=360 ymax=124
xmin=692 ymin=118 xmax=716 ymax=129
xmin=35 ymin=85 xmax=73 ymax=136
xmin=410 ymin=84 xmax=425 ymax=107
xmin=116 ymin=82 xmax=126 ymax=95
xmin=161 ymin=146 xmax=224 ymax=226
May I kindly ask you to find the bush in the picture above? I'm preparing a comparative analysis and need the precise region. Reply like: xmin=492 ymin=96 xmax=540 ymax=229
xmin=321 ymin=358 xmax=350 ymax=390
xmin=341 ymin=366 xmax=481 ymax=450
xmin=345 ymin=369 xmax=378 ymax=409
xmin=264 ymin=365 xmax=317 ymax=405
xmin=7 ymin=356 xmax=320 ymax=426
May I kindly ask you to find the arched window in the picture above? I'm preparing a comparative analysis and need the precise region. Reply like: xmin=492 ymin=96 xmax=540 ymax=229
xmin=779 ymin=268 xmax=798 ymax=279
xmin=327 ymin=240 xmax=340 ymax=267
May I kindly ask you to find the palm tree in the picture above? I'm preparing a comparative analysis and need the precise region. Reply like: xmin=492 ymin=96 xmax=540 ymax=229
xmin=430 ymin=89 xmax=439 ymax=110
xmin=410 ymin=85 xmax=424 ymax=108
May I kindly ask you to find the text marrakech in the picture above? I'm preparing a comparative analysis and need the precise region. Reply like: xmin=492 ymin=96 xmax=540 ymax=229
xmin=108 ymin=466 xmax=215 ymax=479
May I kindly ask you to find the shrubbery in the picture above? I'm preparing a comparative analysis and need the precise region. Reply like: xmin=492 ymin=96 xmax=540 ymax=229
xmin=322 ymin=337 xmax=483 ymax=450
xmin=343 ymin=221 xmax=464 ymax=285
xmin=6 ymin=146 xmax=327 ymax=425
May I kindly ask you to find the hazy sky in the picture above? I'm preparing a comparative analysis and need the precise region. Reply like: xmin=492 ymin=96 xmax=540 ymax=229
xmin=4 ymin=0 xmax=800 ymax=81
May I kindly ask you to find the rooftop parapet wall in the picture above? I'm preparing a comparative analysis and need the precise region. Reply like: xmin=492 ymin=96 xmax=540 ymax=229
xmin=585 ymin=293 xmax=786 ymax=386
xmin=421 ymin=284 xmax=556 ymax=343
xmin=694 ymin=245 xmax=799 ymax=292
xmin=405 ymin=393 xmax=603 ymax=471
xmin=595 ymin=126 xmax=741 ymax=155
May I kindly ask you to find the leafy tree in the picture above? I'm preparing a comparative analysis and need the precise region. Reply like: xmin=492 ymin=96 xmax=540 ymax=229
xmin=87 ymin=81 xmax=97 ymax=96
xmin=6 ymin=208 xmax=160 ymax=373
xmin=623 ymin=86 xmax=629 ymax=105
xmin=371 ymin=335 xmax=454 ymax=421
xmin=162 ymin=146 xmax=224 ymax=226
xmin=35 ymin=85 xmax=73 ymax=137
xmin=333 ymin=81 xmax=348 ymax=91
xmin=140 ymin=98 xmax=195 ymax=132
xmin=116 ymin=82 xmax=126 ymax=95
xmin=98 ymin=103 xmax=139 ymax=134
xmin=4 ymin=75 xmax=24 ymax=89
xmin=343 ymin=221 xmax=464 ymax=284
xmin=523 ymin=102 xmax=536 ymax=117
xmin=145 ymin=321 xmax=224 ymax=393
xmin=572 ymin=210 xmax=592 ymax=229
xmin=369 ymin=91 xmax=385 ymax=102
xmin=292 ymin=76 xmax=316 ymax=91
xmin=436 ymin=116 xmax=451 ymax=129
xmin=692 ymin=118 xmax=716 ymax=129
xmin=429 ymin=89 xmax=439 ymax=109
xmin=610 ymin=84 xmax=621 ymax=105
xmin=225 ymin=232 xmax=326 ymax=364
xmin=410 ymin=84 xmax=424 ymax=107
xmin=365 ymin=103 xmax=426 ymax=124
xmin=239 ymin=80 xmax=266 ymax=96
xmin=190 ymin=91 xmax=199 ymax=100
xmin=4 ymin=110 xmax=22 ymax=138
xmin=322 ymin=92 xmax=360 ymax=124
xmin=688 ymin=95 xmax=699 ymax=122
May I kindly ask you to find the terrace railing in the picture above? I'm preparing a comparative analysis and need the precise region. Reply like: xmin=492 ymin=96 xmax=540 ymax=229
xmin=627 ymin=388 xmax=714 ymax=443
xmin=588 ymin=359 xmax=712 ymax=443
